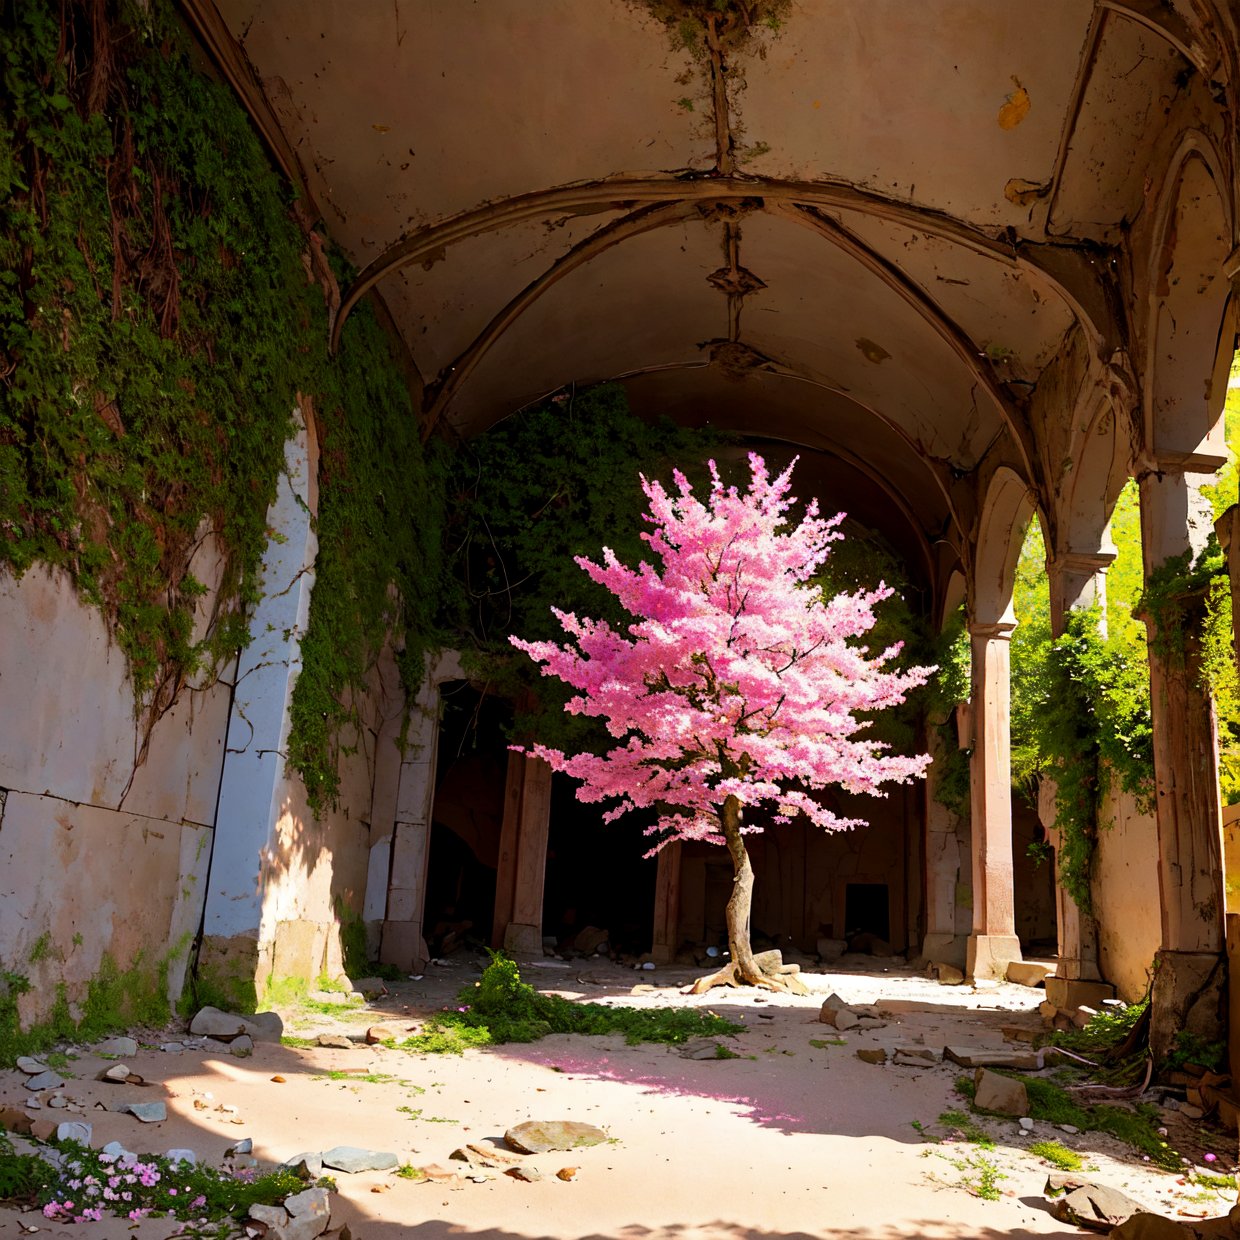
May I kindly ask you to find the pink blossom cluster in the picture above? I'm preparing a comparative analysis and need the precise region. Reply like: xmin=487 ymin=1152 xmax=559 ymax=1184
xmin=511 ymin=453 xmax=934 ymax=851
xmin=39 ymin=1151 xmax=208 ymax=1225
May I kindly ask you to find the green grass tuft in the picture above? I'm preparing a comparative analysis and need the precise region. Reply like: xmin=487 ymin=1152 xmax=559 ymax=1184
xmin=397 ymin=953 xmax=742 ymax=1054
xmin=1029 ymin=1140 xmax=1083 ymax=1171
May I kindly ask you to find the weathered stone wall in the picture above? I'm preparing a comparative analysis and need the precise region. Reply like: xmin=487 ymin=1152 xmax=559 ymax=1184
xmin=1092 ymin=786 xmax=1161 ymax=1002
xmin=0 ymin=563 xmax=227 ymax=1025
xmin=2 ymin=416 xmax=409 ymax=1023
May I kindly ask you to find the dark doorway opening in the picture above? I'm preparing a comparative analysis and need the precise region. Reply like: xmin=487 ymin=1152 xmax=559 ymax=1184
xmin=542 ymin=775 xmax=658 ymax=957
xmin=844 ymin=882 xmax=890 ymax=944
xmin=425 ymin=682 xmax=510 ymax=954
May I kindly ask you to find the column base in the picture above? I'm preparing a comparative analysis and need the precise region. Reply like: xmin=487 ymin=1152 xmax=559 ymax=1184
xmin=1053 ymin=955 xmax=1103 ymax=983
xmin=916 ymin=933 xmax=966 ymax=970
xmin=379 ymin=921 xmax=429 ymax=973
xmin=1150 ymin=948 xmax=1225 ymax=1062
xmin=1044 ymin=976 xmax=1114 ymax=1010
xmin=966 ymin=933 xmax=1022 ymax=981
xmin=502 ymin=922 xmax=543 ymax=956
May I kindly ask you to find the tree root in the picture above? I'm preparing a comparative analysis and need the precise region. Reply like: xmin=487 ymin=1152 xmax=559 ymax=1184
xmin=685 ymin=953 xmax=811 ymax=996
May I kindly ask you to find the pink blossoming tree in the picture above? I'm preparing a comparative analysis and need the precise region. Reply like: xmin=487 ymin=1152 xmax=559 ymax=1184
xmin=511 ymin=454 xmax=934 ymax=992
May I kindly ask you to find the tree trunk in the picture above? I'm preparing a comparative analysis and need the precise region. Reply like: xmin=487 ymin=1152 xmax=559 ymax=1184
xmin=686 ymin=796 xmax=809 ymax=994
xmin=720 ymin=794 xmax=766 ymax=984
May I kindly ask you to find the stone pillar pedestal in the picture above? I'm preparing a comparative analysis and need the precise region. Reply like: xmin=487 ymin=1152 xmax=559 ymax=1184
xmin=651 ymin=843 xmax=683 ymax=964
xmin=965 ymin=620 xmax=1022 ymax=979
xmin=493 ymin=753 xmax=553 ymax=956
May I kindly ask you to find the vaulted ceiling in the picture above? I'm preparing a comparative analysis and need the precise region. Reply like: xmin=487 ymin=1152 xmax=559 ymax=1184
xmin=183 ymin=0 xmax=1231 ymax=586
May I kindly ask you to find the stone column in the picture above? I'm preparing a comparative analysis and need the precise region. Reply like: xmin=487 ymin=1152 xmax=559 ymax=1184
xmin=920 ymin=721 xmax=967 ymax=967
xmin=1140 ymin=465 xmax=1227 ymax=1058
xmin=651 ymin=842 xmax=683 ymax=964
xmin=378 ymin=651 xmax=462 ymax=973
xmin=492 ymin=752 xmax=553 ymax=955
xmin=1044 ymin=550 xmax=1115 ymax=984
xmin=200 ymin=410 xmax=318 ymax=1006
xmin=965 ymin=620 xmax=1023 ymax=978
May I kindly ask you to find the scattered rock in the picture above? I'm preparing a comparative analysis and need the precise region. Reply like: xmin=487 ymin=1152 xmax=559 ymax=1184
xmin=321 ymin=1146 xmax=399 ymax=1173
xmin=101 ymin=1141 xmax=132 ymax=1159
xmin=285 ymin=1153 xmax=324 ymax=1179
xmin=55 ymin=1121 xmax=92 ymax=1145
xmin=856 ymin=1048 xmax=888 ymax=1065
xmin=99 ymin=1064 xmax=131 ymax=1082
xmin=1059 ymin=1123 xmax=1080 ymax=1135
xmin=164 ymin=1149 xmax=196 ymax=1166
xmin=227 ymin=1138 xmax=254 ymax=1156
xmin=929 ymin=961 xmax=965 ymax=985
xmin=944 ymin=1045 xmax=1044 ymax=1070
xmin=316 ymin=1034 xmax=354 ymax=1050
xmin=189 ymin=1006 xmax=249 ymax=1039
xmin=420 ymin=1163 xmax=462 ymax=1184
xmin=0 ymin=1108 xmax=33 ymax=1134
xmin=249 ymin=1203 xmax=289 ymax=1227
xmin=892 ymin=1047 xmax=938 ymax=1068
xmin=160 ymin=1042 xmax=184 ymax=1053
xmin=16 ymin=1057 xmax=46 ymax=1074
xmin=557 ymin=1166 xmax=578 ymax=1181
xmin=451 ymin=1143 xmax=520 ymax=1168
xmin=505 ymin=1120 xmax=608 ymax=1154
xmin=855 ymin=1016 xmax=886 ymax=1030
xmin=816 ymin=937 xmax=848 ymax=963
xmin=1006 ymin=961 xmax=1052 ymax=988
xmin=1050 ymin=1181 xmax=1145 ymax=1231
xmin=1038 ymin=1000 xmax=1059 ymax=1020
xmin=126 ymin=1101 xmax=167 ymax=1123
xmin=366 ymin=1024 xmax=401 ymax=1044
xmin=631 ymin=984 xmax=657 ymax=995
xmin=47 ymin=1093 xmax=68 ymax=1108
xmin=25 ymin=1071 xmax=65 ymax=1091
xmin=1019 ymin=1117 xmax=1035 ymax=1131
xmin=572 ymin=926 xmax=610 ymax=955
xmin=350 ymin=977 xmax=388 ymax=1000
xmin=677 ymin=1039 xmax=726 ymax=1060
xmin=230 ymin=1035 xmax=254 ymax=1058
xmin=506 ymin=1165 xmax=543 ymax=1182
xmin=1073 ymin=1005 xmax=1099 ymax=1029
xmin=244 ymin=1011 xmax=285 ymax=1042
xmin=95 ymin=1036 xmax=138 ymax=1057
xmin=284 ymin=1186 xmax=331 ymax=1223
xmin=973 ymin=1067 xmax=1028 ymax=1116
xmin=202 ymin=1037 xmax=234 ymax=1053
xmin=1001 ymin=1024 xmax=1040 ymax=1044
xmin=818 ymin=994 xmax=859 ymax=1030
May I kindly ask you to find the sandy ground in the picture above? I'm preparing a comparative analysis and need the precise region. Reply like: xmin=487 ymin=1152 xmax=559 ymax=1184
xmin=1 ymin=955 xmax=1236 ymax=1240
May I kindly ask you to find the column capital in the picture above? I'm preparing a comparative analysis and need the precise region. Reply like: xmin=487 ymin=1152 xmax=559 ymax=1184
xmin=969 ymin=620 xmax=1017 ymax=641
xmin=1051 ymin=549 xmax=1116 ymax=576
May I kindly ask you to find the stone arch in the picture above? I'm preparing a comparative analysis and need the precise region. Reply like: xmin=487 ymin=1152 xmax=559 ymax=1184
xmin=1145 ymin=138 xmax=1235 ymax=463
xmin=972 ymin=467 xmax=1037 ymax=627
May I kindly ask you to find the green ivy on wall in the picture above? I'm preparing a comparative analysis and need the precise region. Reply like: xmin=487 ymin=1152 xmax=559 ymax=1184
xmin=0 ymin=0 xmax=442 ymax=815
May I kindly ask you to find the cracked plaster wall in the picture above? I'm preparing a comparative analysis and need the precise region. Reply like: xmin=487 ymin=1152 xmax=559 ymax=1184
xmin=0 ymin=560 xmax=230 ymax=1024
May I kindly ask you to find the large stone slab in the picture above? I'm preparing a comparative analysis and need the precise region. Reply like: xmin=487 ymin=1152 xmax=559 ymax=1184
xmin=1007 ymin=961 xmax=1053 ymax=987
xmin=945 ymin=1045 xmax=1044 ymax=1070
xmin=504 ymin=1120 xmax=608 ymax=1154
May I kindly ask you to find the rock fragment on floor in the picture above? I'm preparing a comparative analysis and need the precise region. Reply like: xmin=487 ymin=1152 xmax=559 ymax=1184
xmin=1048 ymin=1178 xmax=1144 ymax=1231
xmin=973 ymin=1067 xmax=1027 ymax=1115
xmin=944 ymin=1045 xmax=1043 ymax=1070
xmin=504 ymin=1120 xmax=607 ymax=1154
xmin=320 ymin=1146 xmax=399 ymax=1173
xmin=819 ymin=993 xmax=859 ymax=1029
